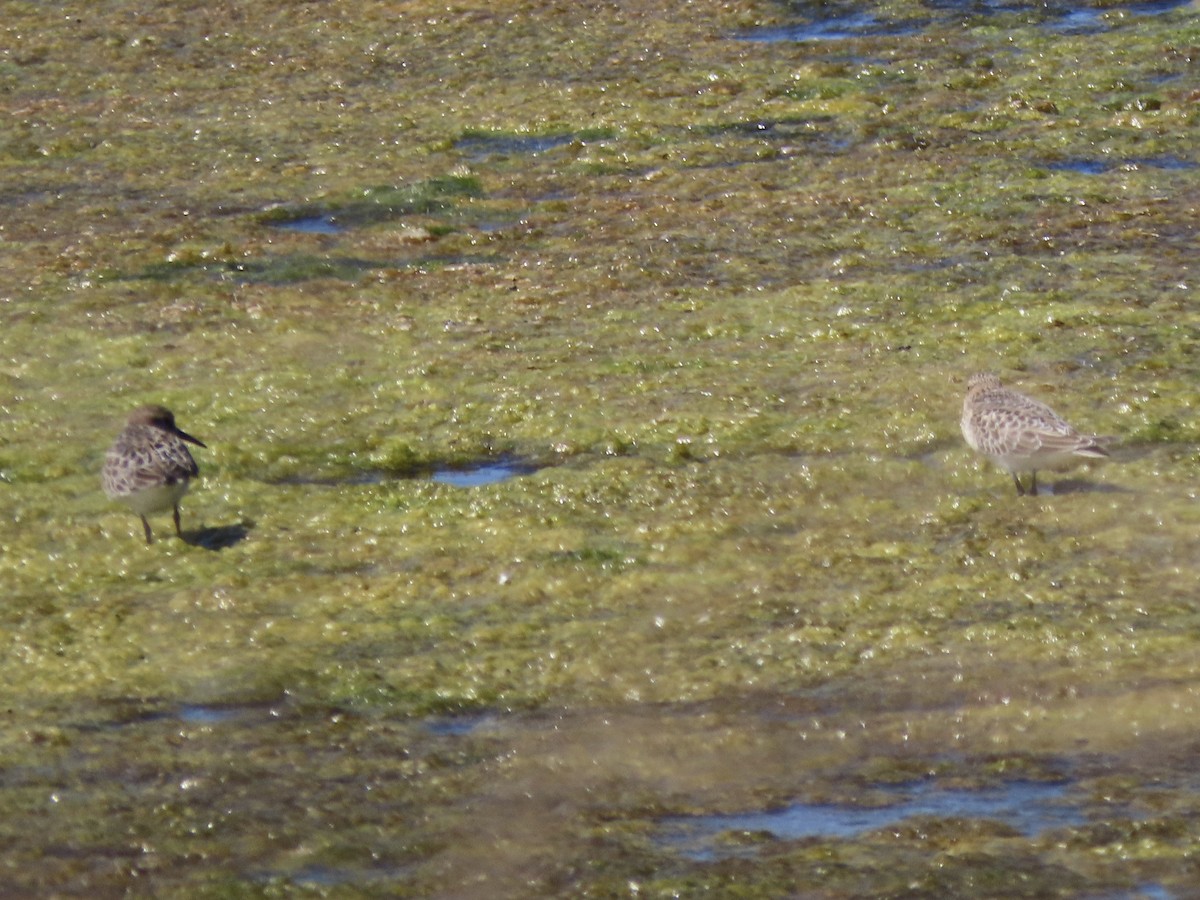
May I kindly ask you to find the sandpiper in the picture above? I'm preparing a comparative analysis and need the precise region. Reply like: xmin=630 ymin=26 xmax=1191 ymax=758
xmin=961 ymin=372 xmax=1108 ymax=496
xmin=102 ymin=405 xmax=206 ymax=543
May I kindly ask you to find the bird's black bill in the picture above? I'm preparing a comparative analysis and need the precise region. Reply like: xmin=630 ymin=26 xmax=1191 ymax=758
xmin=174 ymin=428 xmax=206 ymax=448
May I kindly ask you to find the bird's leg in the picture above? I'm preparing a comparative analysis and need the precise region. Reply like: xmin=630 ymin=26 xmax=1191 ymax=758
xmin=173 ymin=505 xmax=184 ymax=538
xmin=1029 ymin=471 xmax=1039 ymax=497
xmin=1011 ymin=472 xmax=1026 ymax=496
xmin=140 ymin=516 xmax=154 ymax=545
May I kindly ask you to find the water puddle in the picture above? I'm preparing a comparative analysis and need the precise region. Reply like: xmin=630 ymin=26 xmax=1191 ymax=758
xmin=1041 ymin=0 xmax=1192 ymax=32
xmin=687 ymin=118 xmax=854 ymax=158
xmin=1044 ymin=155 xmax=1195 ymax=174
xmin=1133 ymin=886 xmax=1173 ymax=900
xmin=272 ymin=215 xmax=343 ymax=234
xmin=100 ymin=699 xmax=286 ymax=730
xmin=256 ymin=864 xmax=416 ymax=889
xmin=256 ymin=175 xmax=485 ymax=232
xmin=265 ymin=457 xmax=539 ymax=488
xmin=1124 ymin=156 xmax=1196 ymax=171
xmin=735 ymin=12 xmax=922 ymax=42
xmin=455 ymin=132 xmax=579 ymax=160
xmin=133 ymin=254 xmax=388 ymax=285
xmin=431 ymin=459 xmax=539 ymax=487
xmin=695 ymin=118 xmax=832 ymax=137
xmin=176 ymin=701 xmax=283 ymax=725
xmin=736 ymin=0 xmax=1189 ymax=42
xmin=1046 ymin=158 xmax=1113 ymax=175
xmin=1046 ymin=7 xmax=1116 ymax=32
xmin=423 ymin=713 xmax=495 ymax=736
xmin=135 ymin=250 xmax=503 ymax=284
xmin=659 ymin=780 xmax=1085 ymax=860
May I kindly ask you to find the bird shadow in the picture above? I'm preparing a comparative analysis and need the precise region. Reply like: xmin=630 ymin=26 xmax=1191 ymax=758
xmin=1043 ymin=478 xmax=1127 ymax=496
xmin=182 ymin=520 xmax=254 ymax=550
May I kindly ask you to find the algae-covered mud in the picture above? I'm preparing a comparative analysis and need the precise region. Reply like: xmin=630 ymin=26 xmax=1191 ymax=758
xmin=2 ymin=0 xmax=1199 ymax=894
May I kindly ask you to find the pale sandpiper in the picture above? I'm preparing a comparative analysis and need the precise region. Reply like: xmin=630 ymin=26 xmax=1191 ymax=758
xmin=102 ymin=405 xmax=206 ymax=543
xmin=961 ymin=373 xmax=1108 ymax=496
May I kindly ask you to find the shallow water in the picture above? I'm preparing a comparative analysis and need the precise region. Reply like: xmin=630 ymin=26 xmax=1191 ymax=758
xmin=659 ymin=779 xmax=1086 ymax=859
xmin=176 ymin=702 xmax=282 ymax=725
xmin=1045 ymin=155 xmax=1196 ymax=174
xmin=431 ymin=460 xmax=539 ymax=487
xmin=263 ymin=459 xmax=537 ymax=487
xmin=735 ymin=11 xmax=922 ymax=42
xmin=272 ymin=215 xmax=343 ymax=234
xmin=1044 ymin=0 xmax=1194 ymax=32
xmin=454 ymin=132 xmax=582 ymax=160
xmin=737 ymin=0 xmax=1191 ymax=41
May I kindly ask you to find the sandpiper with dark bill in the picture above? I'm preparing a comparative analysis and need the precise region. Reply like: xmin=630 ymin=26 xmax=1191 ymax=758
xmin=102 ymin=405 xmax=206 ymax=543
xmin=961 ymin=373 xmax=1108 ymax=496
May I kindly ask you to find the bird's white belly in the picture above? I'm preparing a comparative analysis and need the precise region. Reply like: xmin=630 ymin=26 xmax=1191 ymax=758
xmin=993 ymin=448 xmax=1085 ymax=473
xmin=119 ymin=480 xmax=190 ymax=516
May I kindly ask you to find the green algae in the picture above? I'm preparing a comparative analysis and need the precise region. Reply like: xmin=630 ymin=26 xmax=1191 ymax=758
xmin=2 ymin=0 xmax=1200 ymax=894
